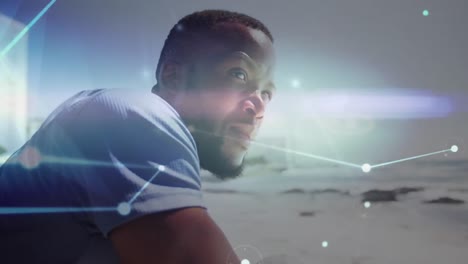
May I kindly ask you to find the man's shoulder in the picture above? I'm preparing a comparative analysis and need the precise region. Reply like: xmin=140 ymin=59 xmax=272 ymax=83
xmin=67 ymin=88 xmax=178 ymax=119
xmin=31 ymin=88 xmax=198 ymax=165
xmin=46 ymin=88 xmax=180 ymax=127
xmin=88 ymin=89 xmax=186 ymax=134
xmin=56 ymin=88 xmax=195 ymax=151
xmin=35 ymin=88 xmax=190 ymax=144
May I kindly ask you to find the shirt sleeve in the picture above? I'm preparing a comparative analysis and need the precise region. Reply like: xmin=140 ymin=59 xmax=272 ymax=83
xmin=34 ymin=91 xmax=205 ymax=237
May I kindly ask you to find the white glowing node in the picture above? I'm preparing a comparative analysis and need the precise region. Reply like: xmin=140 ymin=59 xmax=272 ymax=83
xmin=364 ymin=201 xmax=371 ymax=208
xmin=19 ymin=146 xmax=42 ymax=169
xmin=158 ymin=165 xmax=165 ymax=172
xmin=451 ymin=145 xmax=459 ymax=153
xmin=361 ymin=163 xmax=372 ymax=173
xmin=322 ymin=241 xmax=329 ymax=248
xmin=291 ymin=79 xmax=301 ymax=88
xmin=117 ymin=202 xmax=131 ymax=216
xmin=142 ymin=69 xmax=151 ymax=79
xmin=232 ymin=245 xmax=263 ymax=264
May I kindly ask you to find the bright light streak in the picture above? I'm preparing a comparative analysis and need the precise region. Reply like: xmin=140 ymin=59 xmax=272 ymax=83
xmin=0 ymin=206 xmax=116 ymax=214
xmin=0 ymin=0 xmax=57 ymax=58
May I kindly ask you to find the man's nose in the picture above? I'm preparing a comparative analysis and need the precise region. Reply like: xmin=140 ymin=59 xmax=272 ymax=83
xmin=242 ymin=90 xmax=265 ymax=119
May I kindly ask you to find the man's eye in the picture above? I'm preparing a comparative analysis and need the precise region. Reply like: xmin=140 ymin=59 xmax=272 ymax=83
xmin=261 ymin=90 xmax=272 ymax=101
xmin=229 ymin=69 xmax=248 ymax=81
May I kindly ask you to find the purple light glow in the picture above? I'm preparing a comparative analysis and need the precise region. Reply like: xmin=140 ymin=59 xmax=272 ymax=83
xmin=272 ymin=91 xmax=454 ymax=119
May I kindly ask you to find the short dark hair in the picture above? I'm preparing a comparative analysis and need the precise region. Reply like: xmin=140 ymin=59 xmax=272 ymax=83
xmin=154 ymin=10 xmax=273 ymax=90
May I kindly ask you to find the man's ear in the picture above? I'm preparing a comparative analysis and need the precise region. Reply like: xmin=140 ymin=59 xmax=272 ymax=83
xmin=158 ymin=60 xmax=186 ymax=94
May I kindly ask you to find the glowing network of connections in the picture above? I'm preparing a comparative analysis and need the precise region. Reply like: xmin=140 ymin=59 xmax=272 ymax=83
xmin=0 ymin=158 xmax=167 ymax=215
xmin=0 ymin=139 xmax=460 ymax=215
xmin=252 ymin=140 xmax=460 ymax=173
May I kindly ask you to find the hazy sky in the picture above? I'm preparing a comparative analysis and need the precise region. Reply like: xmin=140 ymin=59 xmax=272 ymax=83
xmin=1 ymin=0 xmax=467 ymax=164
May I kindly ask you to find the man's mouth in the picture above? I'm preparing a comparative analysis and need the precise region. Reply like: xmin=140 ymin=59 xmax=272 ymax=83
xmin=227 ymin=126 xmax=253 ymax=149
xmin=229 ymin=127 xmax=251 ymax=140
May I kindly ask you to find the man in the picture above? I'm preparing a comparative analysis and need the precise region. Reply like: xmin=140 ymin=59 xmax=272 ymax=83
xmin=0 ymin=9 xmax=276 ymax=263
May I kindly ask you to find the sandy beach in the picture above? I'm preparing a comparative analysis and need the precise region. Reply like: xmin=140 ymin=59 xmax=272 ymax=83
xmin=202 ymin=164 xmax=468 ymax=264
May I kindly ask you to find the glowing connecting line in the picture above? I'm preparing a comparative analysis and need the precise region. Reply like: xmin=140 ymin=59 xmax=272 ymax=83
xmin=0 ymin=160 xmax=167 ymax=215
xmin=371 ymin=145 xmax=458 ymax=169
xmin=119 ymin=163 xmax=166 ymax=216
xmin=193 ymin=127 xmax=362 ymax=168
xmin=195 ymin=127 xmax=460 ymax=173
xmin=251 ymin=141 xmax=363 ymax=169
xmin=0 ymin=0 xmax=57 ymax=58
xmin=253 ymin=141 xmax=459 ymax=173
xmin=0 ymin=206 xmax=116 ymax=215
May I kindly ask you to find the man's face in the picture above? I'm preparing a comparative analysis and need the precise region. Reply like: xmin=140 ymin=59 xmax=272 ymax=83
xmin=180 ymin=24 xmax=276 ymax=179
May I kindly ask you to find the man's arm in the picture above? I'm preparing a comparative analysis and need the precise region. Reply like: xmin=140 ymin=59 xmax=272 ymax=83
xmin=110 ymin=207 xmax=240 ymax=264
